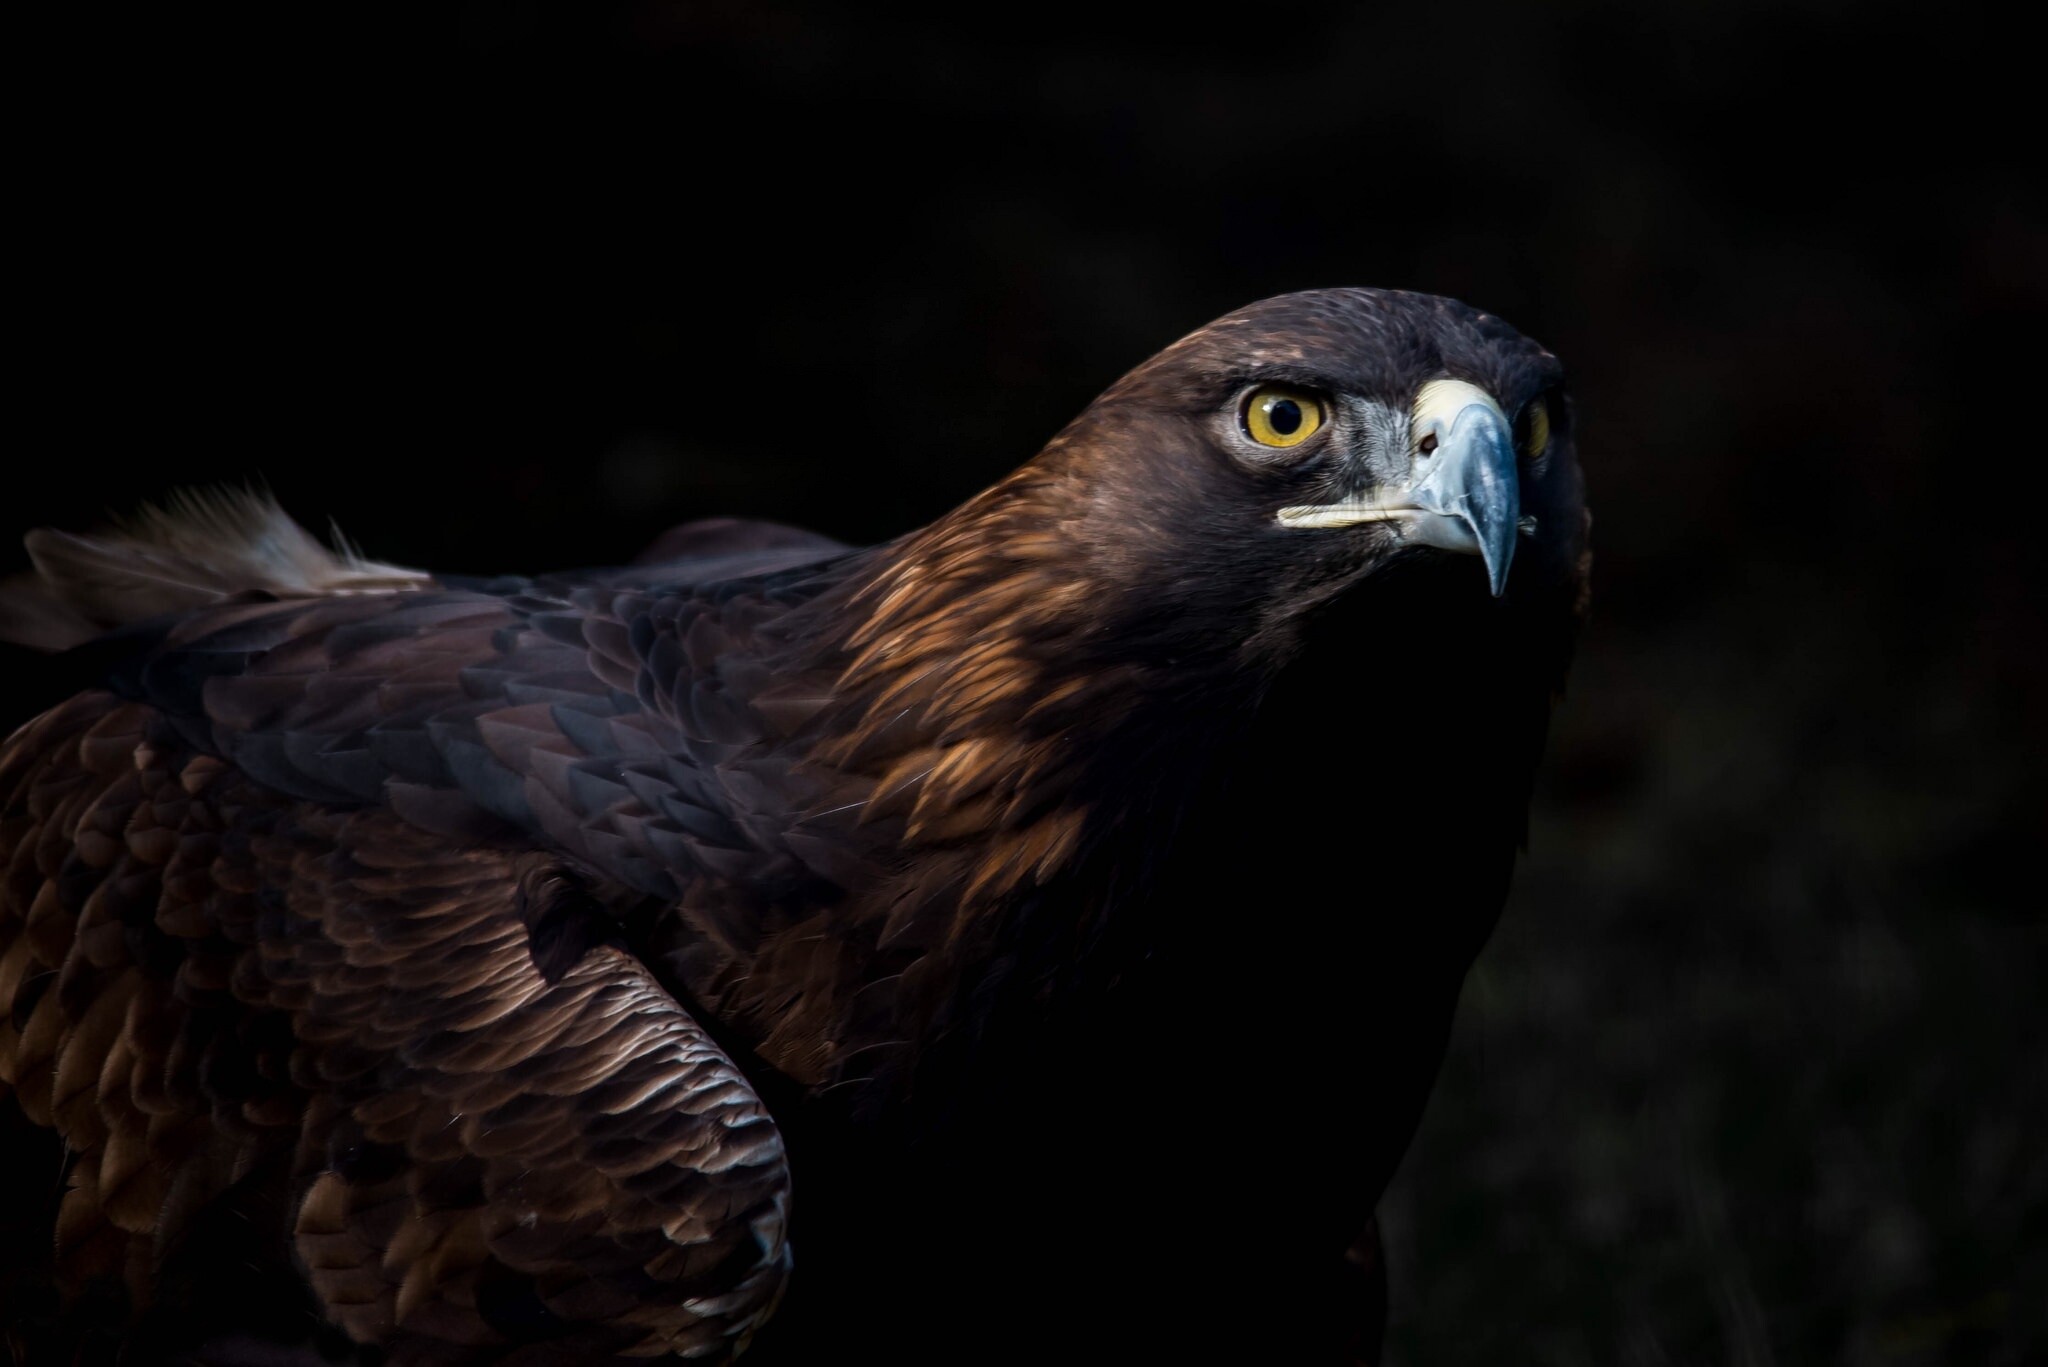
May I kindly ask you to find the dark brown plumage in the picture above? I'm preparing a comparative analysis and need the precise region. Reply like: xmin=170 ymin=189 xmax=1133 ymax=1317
xmin=0 ymin=288 xmax=1588 ymax=1365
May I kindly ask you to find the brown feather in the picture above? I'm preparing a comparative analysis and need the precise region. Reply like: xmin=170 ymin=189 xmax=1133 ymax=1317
xmin=3 ymin=289 xmax=1588 ymax=1364
xmin=0 ymin=694 xmax=792 ymax=1361
xmin=1 ymin=489 xmax=432 ymax=650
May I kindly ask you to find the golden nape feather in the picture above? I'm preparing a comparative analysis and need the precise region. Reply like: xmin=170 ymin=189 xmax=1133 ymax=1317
xmin=0 ymin=289 xmax=1586 ymax=1365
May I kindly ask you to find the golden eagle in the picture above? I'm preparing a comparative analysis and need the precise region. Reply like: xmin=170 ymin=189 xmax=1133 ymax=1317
xmin=0 ymin=289 xmax=1588 ymax=1365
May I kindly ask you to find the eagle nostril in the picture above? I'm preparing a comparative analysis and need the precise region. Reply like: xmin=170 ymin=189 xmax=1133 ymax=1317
xmin=1418 ymin=433 xmax=1439 ymax=456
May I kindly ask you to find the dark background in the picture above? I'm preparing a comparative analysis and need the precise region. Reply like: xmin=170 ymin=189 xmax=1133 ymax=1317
xmin=12 ymin=2 xmax=2044 ymax=1362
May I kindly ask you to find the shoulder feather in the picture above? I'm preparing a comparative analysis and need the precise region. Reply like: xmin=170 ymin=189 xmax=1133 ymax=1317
xmin=0 ymin=489 xmax=431 ymax=651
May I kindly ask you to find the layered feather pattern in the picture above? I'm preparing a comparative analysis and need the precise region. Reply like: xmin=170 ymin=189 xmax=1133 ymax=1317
xmin=0 ymin=289 xmax=1589 ymax=1365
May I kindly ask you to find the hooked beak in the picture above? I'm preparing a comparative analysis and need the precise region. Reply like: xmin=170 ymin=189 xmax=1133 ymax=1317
xmin=1276 ymin=379 xmax=1524 ymax=596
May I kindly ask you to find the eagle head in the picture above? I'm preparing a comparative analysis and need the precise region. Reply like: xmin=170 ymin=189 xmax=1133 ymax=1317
xmin=828 ymin=286 xmax=1589 ymax=907
xmin=1015 ymin=286 xmax=1588 ymax=672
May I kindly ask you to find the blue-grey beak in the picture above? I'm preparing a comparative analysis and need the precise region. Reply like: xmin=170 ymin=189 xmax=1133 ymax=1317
xmin=1408 ymin=398 xmax=1520 ymax=597
xmin=1274 ymin=378 xmax=1524 ymax=596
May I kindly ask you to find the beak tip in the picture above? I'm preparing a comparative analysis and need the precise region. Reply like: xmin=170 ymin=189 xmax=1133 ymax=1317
xmin=1476 ymin=502 xmax=1518 ymax=598
xmin=1418 ymin=399 xmax=1521 ymax=599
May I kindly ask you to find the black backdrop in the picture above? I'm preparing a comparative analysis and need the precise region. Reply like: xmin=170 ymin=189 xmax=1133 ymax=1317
xmin=12 ymin=2 xmax=2045 ymax=1362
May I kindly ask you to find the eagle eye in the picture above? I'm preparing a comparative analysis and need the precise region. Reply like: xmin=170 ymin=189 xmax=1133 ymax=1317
xmin=1241 ymin=385 xmax=1326 ymax=449
xmin=1514 ymin=393 xmax=1554 ymax=462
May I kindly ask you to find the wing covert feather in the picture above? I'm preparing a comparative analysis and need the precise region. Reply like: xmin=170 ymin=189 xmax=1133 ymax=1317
xmin=0 ymin=692 xmax=793 ymax=1361
xmin=95 ymin=557 xmax=852 ymax=910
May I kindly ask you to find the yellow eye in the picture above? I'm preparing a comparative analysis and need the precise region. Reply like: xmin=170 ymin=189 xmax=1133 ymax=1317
xmin=1515 ymin=394 xmax=1553 ymax=461
xmin=1241 ymin=385 xmax=1326 ymax=448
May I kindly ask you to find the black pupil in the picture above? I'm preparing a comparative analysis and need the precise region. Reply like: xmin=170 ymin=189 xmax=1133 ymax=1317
xmin=1267 ymin=397 xmax=1303 ymax=435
